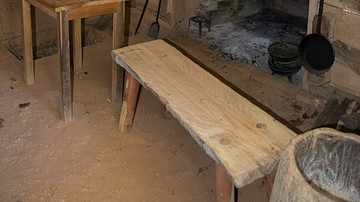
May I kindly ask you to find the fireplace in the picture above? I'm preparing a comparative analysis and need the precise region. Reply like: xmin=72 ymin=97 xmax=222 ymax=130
xmin=185 ymin=0 xmax=309 ymax=80
xmin=138 ymin=0 xmax=360 ymax=97
xmin=184 ymin=0 xmax=360 ymax=97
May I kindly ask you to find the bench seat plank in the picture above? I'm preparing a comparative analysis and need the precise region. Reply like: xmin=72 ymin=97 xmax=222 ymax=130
xmin=112 ymin=39 xmax=296 ymax=188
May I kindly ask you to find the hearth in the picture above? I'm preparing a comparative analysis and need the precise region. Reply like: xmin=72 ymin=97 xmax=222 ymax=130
xmin=186 ymin=0 xmax=309 ymax=81
xmin=190 ymin=11 xmax=305 ymax=78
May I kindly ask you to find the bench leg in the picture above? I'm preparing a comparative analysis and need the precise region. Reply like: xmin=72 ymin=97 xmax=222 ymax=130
xmin=216 ymin=163 xmax=235 ymax=202
xmin=160 ymin=103 xmax=171 ymax=119
xmin=118 ymin=72 xmax=140 ymax=132
xmin=22 ymin=0 xmax=34 ymax=85
xmin=58 ymin=11 xmax=73 ymax=122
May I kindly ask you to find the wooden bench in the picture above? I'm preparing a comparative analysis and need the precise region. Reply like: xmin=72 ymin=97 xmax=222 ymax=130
xmin=22 ymin=0 xmax=127 ymax=122
xmin=112 ymin=39 xmax=296 ymax=201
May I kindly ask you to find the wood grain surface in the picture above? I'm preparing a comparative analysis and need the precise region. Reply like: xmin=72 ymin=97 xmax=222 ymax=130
xmin=112 ymin=40 xmax=297 ymax=188
xmin=25 ymin=0 xmax=127 ymax=18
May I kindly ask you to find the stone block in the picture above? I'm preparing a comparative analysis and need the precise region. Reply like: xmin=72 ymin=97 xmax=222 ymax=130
xmin=200 ymin=0 xmax=218 ymax=12
xmin=330 ymin=60 xmax=360 ymax=97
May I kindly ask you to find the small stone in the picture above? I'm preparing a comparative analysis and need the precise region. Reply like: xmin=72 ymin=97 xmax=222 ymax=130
xmin=0 ymin=118 xmax=4 ymax=127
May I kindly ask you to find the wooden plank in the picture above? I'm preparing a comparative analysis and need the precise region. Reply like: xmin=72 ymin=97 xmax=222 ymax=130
xmin=53 ymin=0 xmax=127 ymax=12
xmin=118 ymin=72 xmax=140 ymax=132
xmin=67 ymin=3 xmax=117 ymax=20
xmin=25 ymin=0 xmax=127 ymax=18
xmin=216 ymin=163 xmax=234 ymax=202
xmin=0 ymin=0 xmax=15 ymax=34
xmin=25 ymin=0 xmax=57 ymax=18
xmin=111 ymin=1 xmax=125 ymax=103
xmin=112 ymin=40 xmax=296 ymax=188
xmin=58 ymin=10 xmax=72 ymax=122
xmin=325 ymin=98 xmax=351 ymax=128
xmin=25 ymin=0 xmax=126 ymax=12
xmin=73 ymin=18 xmax=83 ymax=73
xmin=22 ymin=0 xmax=34 ymax=85
xmin=313 ymin=98 xmax=339 ymax=128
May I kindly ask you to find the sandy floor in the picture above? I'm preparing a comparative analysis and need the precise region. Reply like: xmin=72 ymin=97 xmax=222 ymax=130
xmin=1 ymin=33 xmax=219 ymax=202
xmin=2 ymin=3 xmax=358 ymax=202
xmin=0 ymin=5 xmax=277 ymax=201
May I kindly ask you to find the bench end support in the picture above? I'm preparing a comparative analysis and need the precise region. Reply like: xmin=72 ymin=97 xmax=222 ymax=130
xmin=216 ymin=163 xmax=235 ymax=202
xmin=118 ymin=72 xmax=140 ymax=133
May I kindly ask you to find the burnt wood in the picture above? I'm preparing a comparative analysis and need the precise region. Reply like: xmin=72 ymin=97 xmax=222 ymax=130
xmin=313 ymin=98 xmax=339 ymax=128
xmin=325 ymin=98 xmax=351 ymax=128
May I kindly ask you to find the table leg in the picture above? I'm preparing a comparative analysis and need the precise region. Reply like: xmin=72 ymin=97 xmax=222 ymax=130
xmin=118 ymin=72 xmax=140 ymax=132
xmin=216 ymin=163 xmax=235 ymax=202
xmin=58 ymin=11 xmax=72 ymax=122
xmin=22 ymin=0 xmax=34 ymax=85
xmin=73 ymin=19 xmax=83 ymax=73
xmin=112 ymin=1 xmax=126 ymax=103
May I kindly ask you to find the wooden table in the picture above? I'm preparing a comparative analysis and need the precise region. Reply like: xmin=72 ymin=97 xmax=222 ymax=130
xmin=112 ymin=40 xmax=297 ymax=201
xmin=22 ymin=0 xmax=127 ymax=122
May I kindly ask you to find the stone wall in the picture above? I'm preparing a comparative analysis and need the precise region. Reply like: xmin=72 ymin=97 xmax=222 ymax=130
xmin=208 ymin=0 xmax=263 ymax=25
xmin=263 ymin=0 xmax=309 ymax=27
xmin=186 ymin=0 xmax=308 ymax=26
xmin=135 ymin=0 xmax=309 ymax=29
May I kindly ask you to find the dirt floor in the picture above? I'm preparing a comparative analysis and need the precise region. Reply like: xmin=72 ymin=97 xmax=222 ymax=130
xmin=0 ymin=5 xmax=273 ymax=202
xmin=1 ymin=4 xmax=359 ymax=202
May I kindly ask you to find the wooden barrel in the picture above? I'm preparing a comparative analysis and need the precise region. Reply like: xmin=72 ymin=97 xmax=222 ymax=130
xmin=270 ymin=128 xmax=360 ymax=201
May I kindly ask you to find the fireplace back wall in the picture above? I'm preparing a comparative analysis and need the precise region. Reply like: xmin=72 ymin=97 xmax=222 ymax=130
xmin=195 ymin=0 xmax=309 ymax=27
xmin=264 ymin=0 xmax=309 ymax=27
xmin=134 ymin=0 xmax=309 ymax=30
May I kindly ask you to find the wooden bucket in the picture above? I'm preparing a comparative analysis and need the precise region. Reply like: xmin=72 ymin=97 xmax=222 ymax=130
xmin=270 ymin=128 xmax=360 ymax=201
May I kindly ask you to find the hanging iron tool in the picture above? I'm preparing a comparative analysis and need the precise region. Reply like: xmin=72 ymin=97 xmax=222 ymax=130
xmin=298 ymin=0 xmax=335 ymax=74
xmin=148 ymin=0 xmax=162 ymax=39
xmin=134 ymin=0 xmax=149 ymax=35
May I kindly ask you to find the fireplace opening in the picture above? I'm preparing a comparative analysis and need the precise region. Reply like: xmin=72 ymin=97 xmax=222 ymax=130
xmin=187 ymin=0 xmax=309 ymax=82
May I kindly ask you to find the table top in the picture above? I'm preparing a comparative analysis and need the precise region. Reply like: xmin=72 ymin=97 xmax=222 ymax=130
xmin=112 ymin=39 xmax=297 ymax=188
xmin=26 ymin=0 xmax=125 ymax=13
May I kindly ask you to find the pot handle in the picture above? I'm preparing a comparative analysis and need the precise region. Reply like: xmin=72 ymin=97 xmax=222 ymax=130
xmin=279 ymin=43 xmax=288 ymax=48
